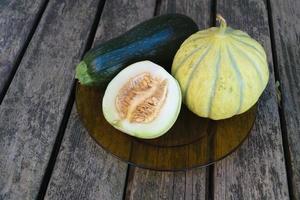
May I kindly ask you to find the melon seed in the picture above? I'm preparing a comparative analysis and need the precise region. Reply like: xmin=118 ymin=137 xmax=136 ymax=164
xmin=115 ymin=73 xmax=168 ymax=123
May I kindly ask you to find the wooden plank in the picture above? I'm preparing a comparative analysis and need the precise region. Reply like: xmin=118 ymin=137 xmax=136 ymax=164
xmin=125 ymin=167 xmax=207 ymax=200
xmin=156 ymin=0 xmax=212 ymax=27
xmin=269 ymin=0 xmax=300 ymax=198
xmin=0 ymin=0 xmax=47 ymax=98
xmin=44 ymin=106 xmax=128 ymax=200
xmin=124 ymin=0 xmax=211 ymax=199
xmin=125 ymin=168 xmax=177 ymax=200
xmin=44 ymin=0 xmax=156 ymax=199
xmin=213 ymin=0 xmax=290 ymax=199
xmin=0 ymin=0 xmax=102 ymax=199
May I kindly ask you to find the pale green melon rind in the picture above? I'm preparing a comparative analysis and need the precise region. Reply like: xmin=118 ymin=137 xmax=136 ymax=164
xmin=229 ymin=35 xmax=266 ymax=61
xmin=171 ymin=41 xmax=210 ymax=75
xmin=228 ymin=37 xmax=269 ymax=81
xmin=208 ymin=43 xmax=268 ymax=120
xmin=226 ymin=46 xmax=244 ymax=115
xmin=180 ymin=42 xmax=221 ymax=117
xmin=172 ymin=25 xmax=269 ymax=120
xmin=227 ymin=37 xmax=269 ymax=116
xmin=182 ymin=44 xmax=214 ymax=103
xmin=207 ymin=50 xmax=223 ymax=118
xmin=228 ymin=41 xmax=264 ymax=86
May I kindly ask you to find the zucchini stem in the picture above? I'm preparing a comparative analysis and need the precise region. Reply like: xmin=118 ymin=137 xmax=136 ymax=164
xmin=75 ymin=61 xmax=94 ymax=85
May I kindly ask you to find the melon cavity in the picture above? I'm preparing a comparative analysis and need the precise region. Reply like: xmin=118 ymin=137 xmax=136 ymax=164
xmin=102 ymin=61 xmax=182 ymax=139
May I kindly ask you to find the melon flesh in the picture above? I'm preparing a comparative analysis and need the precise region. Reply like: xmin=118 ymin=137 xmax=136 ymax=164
xmin=102 ymin=61 xmax=182 ymax=139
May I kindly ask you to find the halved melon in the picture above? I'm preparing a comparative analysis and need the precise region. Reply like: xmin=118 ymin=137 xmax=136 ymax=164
xmin=102 ymin=61 xmax=182 ymax=139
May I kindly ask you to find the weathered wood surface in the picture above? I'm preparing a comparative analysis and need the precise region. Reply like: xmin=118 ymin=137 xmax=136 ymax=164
xmin=124 ymin=0 xmax=211 ymax=199
xmin=44 ymin=106 xmax=127 ymax=200
xmin=0 ymin=0 xmax=297 ymax=199
xmin=0 ymin=0 xmax=47 ymax=98
xmin=125 ymin=168 xmax=181 ymax=200
xmin=44 ymin=0 xmax=156 ymax=199
xmin=125 ymin=168 xmax=207 ymax=200
xmin=213 ymin=0 xmax=290 ymax=199
xmin=0 ymin=0 xmax=102 ymax=199
xmin=155 ymin=0 xmax=212 ymax=27
xmin=269 ymin=0 xmax=300 ymax=199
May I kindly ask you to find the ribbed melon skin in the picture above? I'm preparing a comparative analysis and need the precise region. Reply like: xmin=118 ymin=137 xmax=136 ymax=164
xmin=172 ymin=26 xmax=269 ymax=120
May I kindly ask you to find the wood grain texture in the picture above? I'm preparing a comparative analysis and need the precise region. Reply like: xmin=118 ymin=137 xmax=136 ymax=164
xmin=44 ymin=0 xmax=156 ymax=199
xmin=269 ymin=0 xmax=300 ymax=198
xmin=126 ymin=168 xmax=207 ymax=200
xmin=44 ymin=106 xmax=127 ymax=200
xmin=155 ymin=0 xmax=212 ymax=28
xmin=0 ymin=0 xmax=47 ymax=97
xmin=0 ymin=0 xmax=102 ymax=199
xmin=124 ymin=0 xmax=211 ymax=199
xmin=125 ymin=168 xmax=178 ymax=200
xmin=213 ymin=0 xmax=290 ymax=199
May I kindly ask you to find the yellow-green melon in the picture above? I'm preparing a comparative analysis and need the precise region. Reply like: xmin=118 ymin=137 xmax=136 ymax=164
xmin=172 ymin=15 xmax=269 ymax=120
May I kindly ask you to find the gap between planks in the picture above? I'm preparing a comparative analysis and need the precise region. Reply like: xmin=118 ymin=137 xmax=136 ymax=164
xmin=123 ymin=0 xmax=217 ymax=199
xmin=36 ymin=0 xmax=107 ymax=199
xmin=122 ymin=0 xmax=160 ymax=197
xmin=122 ymin=0 xmax=160 ymax=198
xmin=124 ymin=0 xmax=291 ymax=199
xmin=0 ymin=0 xmax=50 ymax=105
xmin=154 ymin=0 xmax=162 ymax=16
xmin=266 ymin=0 xmax=294 ymax=199
xmin=207 ymin=1 xmax=217 ymax=199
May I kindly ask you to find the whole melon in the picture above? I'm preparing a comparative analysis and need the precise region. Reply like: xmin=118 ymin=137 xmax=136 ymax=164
xmin=172 ymin=15 xmax=269 ymax=120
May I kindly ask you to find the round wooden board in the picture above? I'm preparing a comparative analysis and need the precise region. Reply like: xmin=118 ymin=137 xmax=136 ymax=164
xmin=76 ymin=82 xmax=256 ymax=171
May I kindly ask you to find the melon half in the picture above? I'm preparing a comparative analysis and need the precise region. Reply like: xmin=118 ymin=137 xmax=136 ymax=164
xmin=102 ymin=61 xmax=182 ymax=139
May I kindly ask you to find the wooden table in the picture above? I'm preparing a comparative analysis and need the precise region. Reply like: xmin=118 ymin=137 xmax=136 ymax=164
xmin=0 ymin=0 xmax=299 ymax=199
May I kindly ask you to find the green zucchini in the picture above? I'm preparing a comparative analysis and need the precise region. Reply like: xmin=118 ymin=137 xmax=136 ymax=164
xmin=75 ymin=14 xmax=198 ymax=86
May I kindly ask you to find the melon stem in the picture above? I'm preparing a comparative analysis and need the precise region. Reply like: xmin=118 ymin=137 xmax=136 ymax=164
xmin=216 ymin=14 xmax=227 ymax=34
